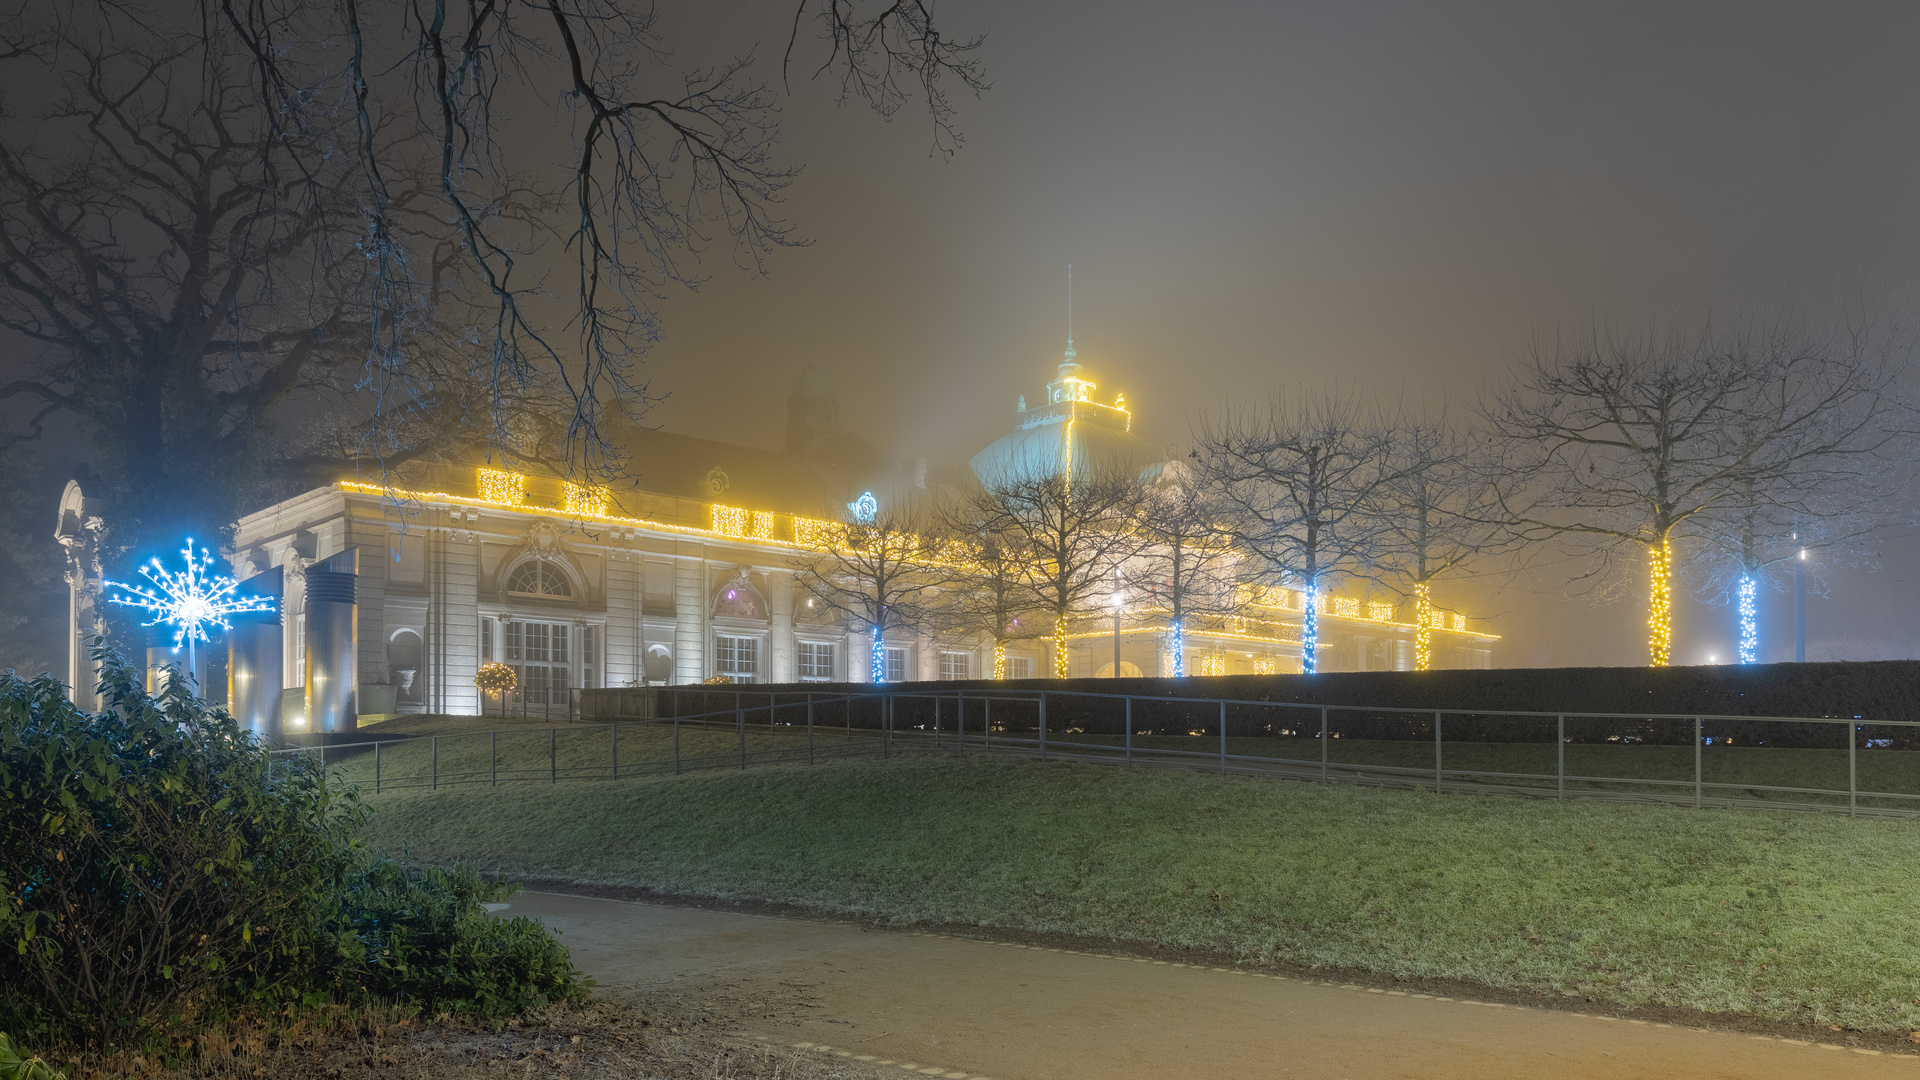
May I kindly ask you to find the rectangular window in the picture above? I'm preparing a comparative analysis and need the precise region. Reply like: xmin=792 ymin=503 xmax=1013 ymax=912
xmin=481 ymin=617 xmax=493 ymax=662
xmin=939 ymin=651 xmax=970 ymax=681
xmin=581 ymin=626 xmax=597 ymax=689
xmin=716 ymin=635 xmax=759 ymax=682
xmin=504 ymin=620 xmax=572 ymax=706
xmin=884 ymin=647 xmax=908 ymax=684
xmin=1006 ymin=655 xmax=1033 ymax=680
xmin=798 ymin=641 xmax=836 ymax=681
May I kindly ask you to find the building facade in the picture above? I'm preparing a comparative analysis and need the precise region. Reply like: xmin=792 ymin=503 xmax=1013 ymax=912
xmin=59 ymin=364 xmax=1496 ymax=728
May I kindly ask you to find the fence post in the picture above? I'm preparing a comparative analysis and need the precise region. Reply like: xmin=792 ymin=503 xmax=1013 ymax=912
xmin=1556 ymin=714 xmax=1564 ymax=800
xmin=611 ymin=723 xmax=619 ymax=780
xmin=1320 ymin=706 xmax=1329 ymax=783
xmin=1039 ymin=693 xmax=1048 ymax=761
xmin=1693 ymin=716 xmax=1702 ymax=809
xmin=935 ymin=694 xmax=941 ymax=734
xmin=956 ymin=690 xmax=965 ymax=758
xmin=807 ymin=693 xmax=816 ymax=766
xmin=492 ymin=730 xmax=498 ymax=787
xmin=737 ymin=693 xmax=746 ymax=769
xmin=1434 ymin=711 xmax=1443 ymax=794
xmin=1219 ymin=700 xmax=1227 ymax=775
xmin=1125 ymin=697 xmax=1132 ymax=765
xmin=674 ymin=714 xmax=682 ymax=774
xmin=375 ymin=741 xmax=381 ymax=794
xmin=985 ymin=697 xmax=992 ymax=753
xmin=883 ymin=693 xmax=891 ymax=759
xmin=551 ymin=726 xmax=557 ymax=785
xmin=1849 ymin=722 xmax=1858 ymax=817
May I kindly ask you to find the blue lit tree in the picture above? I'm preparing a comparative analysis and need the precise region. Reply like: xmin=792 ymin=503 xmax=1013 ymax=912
xmin=790 ymin=496 xmax=954 ymax=684
xmin=1194 ymin=391 xmax=1395 ymax=674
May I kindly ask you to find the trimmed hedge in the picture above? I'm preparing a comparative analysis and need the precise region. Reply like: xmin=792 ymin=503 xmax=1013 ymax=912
xmin=644 ymin=660 xmax=1920 ymax=724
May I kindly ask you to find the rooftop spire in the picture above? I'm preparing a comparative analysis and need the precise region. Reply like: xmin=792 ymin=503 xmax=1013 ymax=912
xmin=1057 ymin=263 xmax=1080 ymax=383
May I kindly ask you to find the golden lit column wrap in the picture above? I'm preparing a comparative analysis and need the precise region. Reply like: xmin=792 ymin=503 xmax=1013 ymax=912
xmin=993 ymin=639 xmax=1007 ymax=680
xmin=1414 ymin=581 xmax=1433 ymax=671
xmin=1648 ymin=534 xmax=1673 ymax=667
xmin=1053 ymin=612 xmax=1070 ymax=679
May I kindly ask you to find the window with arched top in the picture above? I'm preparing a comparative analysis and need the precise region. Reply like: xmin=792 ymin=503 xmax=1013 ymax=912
xmin=712 ymin=584 xmax=765 ymax=620
xmin=506 ymin=559 xmax=574 ymax=598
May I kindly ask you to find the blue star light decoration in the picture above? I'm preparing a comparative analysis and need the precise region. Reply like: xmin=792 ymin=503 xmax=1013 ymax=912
xmin=105 ymin=538 xmax=275 ymax=649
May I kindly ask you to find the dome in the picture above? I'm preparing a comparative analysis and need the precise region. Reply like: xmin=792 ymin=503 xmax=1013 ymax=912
xmin=969 ymin=353 xmax=1159 ymax=488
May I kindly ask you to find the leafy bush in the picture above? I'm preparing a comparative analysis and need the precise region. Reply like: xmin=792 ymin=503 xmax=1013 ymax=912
xmin=312 ymin=860 xmax=587 ymax=1019
xmin=0 ymin=647 xmax=585 ymax=1051
xmin=0 ymin=652 xmax=362 ymax=1044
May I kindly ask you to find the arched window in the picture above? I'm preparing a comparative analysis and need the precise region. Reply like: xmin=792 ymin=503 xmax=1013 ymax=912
xmin=506 ymin=559 xmax=574 ymax=598
xmin=712 ymin=584 xmax=765 ymax=620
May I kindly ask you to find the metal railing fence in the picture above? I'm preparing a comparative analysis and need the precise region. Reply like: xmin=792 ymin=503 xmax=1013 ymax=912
xmin=280 ymin=686 xmax=1920 ymax=817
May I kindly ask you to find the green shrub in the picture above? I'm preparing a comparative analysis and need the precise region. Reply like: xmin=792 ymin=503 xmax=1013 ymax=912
xmin=0 ymin=652 xmax=362 ymax=1044
xmin=0 ymin=646 xmax=586 ymax=1052
xmin=312 ymin=860 xmax=588 ymax=1019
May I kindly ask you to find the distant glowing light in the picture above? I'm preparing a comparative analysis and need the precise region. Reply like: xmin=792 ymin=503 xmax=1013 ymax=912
xmin=105 ymin=538 xmax=274 ymax=651
xmin=1169 ymin=615 xmax=1186 ymax=677
xmin=870 ymin=625 xmax=886 ymax=683
xmin=849 ymin=492 xmax=878 ymax=524
xmin=1737 ymin=573 xmax=1758 ymax=664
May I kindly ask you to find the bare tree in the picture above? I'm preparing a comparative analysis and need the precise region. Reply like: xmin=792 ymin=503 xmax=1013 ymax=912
xmin=1130 ymin=460 xmax=1240 ymax=677
xmin=0 ymin=0 xmax=987 ymax=549
xmin=1483 ymin=321 xmax=1913 ymax=666
xmin=790 ymin=498 xmax=954 ymax=683
xmin=1368 ymin=412 xmax=1513 ymax=670
xmin=1194 ymin=391 xmax=1394 ymax=674
xmin=956 ymin=469 xmax=1144 ymax=679
xmin=927 ymin=514 xmax=1046 ymax=680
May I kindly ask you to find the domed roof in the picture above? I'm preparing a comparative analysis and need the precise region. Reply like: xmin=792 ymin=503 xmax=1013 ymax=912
xmin=969 ymin=351 xmax=1159 ymax=488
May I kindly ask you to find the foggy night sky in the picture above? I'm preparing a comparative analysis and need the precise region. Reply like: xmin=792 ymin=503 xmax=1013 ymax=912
xmin=640 ymin=0 xmax=1920 ymax=668
xmin=15 ymin=0 xmax=1920 ymax=670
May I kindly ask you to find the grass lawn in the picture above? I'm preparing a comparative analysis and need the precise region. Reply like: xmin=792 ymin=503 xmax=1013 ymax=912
xmin=359 ymin=754 xmax=1920 ymax=1033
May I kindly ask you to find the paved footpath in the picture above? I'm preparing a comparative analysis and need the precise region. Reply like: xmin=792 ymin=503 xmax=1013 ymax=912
xmin=509 ymin=890 xmax=1915 ymax=1080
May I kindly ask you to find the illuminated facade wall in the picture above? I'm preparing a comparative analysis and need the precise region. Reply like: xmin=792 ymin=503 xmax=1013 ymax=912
xmin=227 ymin=463 xmax=1497 ymax=719
xmin=228 ymin=472 xmax=966 ymax=716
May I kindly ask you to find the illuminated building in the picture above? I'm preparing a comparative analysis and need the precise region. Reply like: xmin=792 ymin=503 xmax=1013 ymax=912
xmin=66 ymin=357 xmax=1494 ymax=722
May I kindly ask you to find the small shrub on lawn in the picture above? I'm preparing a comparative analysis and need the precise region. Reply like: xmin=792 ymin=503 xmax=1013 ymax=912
xmin=0 ymin=646 xmax=585 ymax=1055
xmin=312 ymin=860 xmax=587 ymax=1019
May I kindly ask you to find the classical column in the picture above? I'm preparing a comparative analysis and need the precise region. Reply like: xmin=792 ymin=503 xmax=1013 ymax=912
xmin=304 ymin=548 xmax=360 ymax=733
xmin=917 ymin=633 xmax=937 ymax=682
xmin=603 ymin=532 xmax=640 ymax=688
xmin=767 ymin=569 xmax=794 ymax=682
xmin=228 ymin=567 xmax=285 ymax=741
xmin=672 ymin=545 xmax=705 ymax=684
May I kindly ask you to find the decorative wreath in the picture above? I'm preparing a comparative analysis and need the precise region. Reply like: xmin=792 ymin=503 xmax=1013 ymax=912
xmin=475 ymin=662 xmax=518 ymax=693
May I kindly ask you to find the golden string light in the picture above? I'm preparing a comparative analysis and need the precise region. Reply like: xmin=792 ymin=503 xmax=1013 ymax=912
xmin=993 ymin=639 xmax=1007 ymax=680
xmin=1414 ymin=581 xmax=1433 ymax=671
xmin=477 ymin=468 xmax=527 ymax=505
xmin=1053 ymin=612 xmax=1071 ymax=679
xmin=563 ymin=482 xmax=608 ymax=517
xmin=1649 ymin=534 xmax=1673 ymax=666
